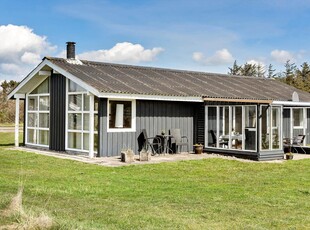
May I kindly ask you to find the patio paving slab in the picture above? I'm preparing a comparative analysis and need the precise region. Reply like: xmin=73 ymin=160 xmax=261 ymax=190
xmin=10 ymin=147 xmax=310 ymax=167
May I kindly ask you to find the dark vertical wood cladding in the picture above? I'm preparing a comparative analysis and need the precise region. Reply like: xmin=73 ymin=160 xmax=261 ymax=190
xmin=307 ymin=109 xmax=310 ymax=143
xmin=49 ymin=74 xmax=66 ymax=151
xmin=194 ymin=103 xmax=205 ymax=145
xmin=99 ymin=99 xmax=196 ymax=157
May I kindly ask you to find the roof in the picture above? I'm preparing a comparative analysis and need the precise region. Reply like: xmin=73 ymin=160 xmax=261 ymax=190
xmin=45 ymin=57 xmax=310 ymax=102
xmin=9 ymin=56 xmax=310 ymax=104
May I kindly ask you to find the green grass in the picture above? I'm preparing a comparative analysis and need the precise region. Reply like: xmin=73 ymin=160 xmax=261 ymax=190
xmin=0 ymin=133 xmax=309 ymax=229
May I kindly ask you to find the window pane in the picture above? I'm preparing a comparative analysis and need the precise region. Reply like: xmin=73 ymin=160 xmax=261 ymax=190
xmin=109 ymin=101 xmax=132 ymax=128
xmin=28 ymin=96 xmax=38 ymax=111
xmin=83 ymin=133 xmax=89 ymax=150
xmin=39 ymin=113 xmax=49 ymax=128
xmin=207 ymin=107 xmax=217 ymax=147
xmin=68 ymin=132 xmax=81 ymax=149
xmin=293 ymin=109 xmax=303 ymax=127
xmin=261 ymin=106 xmax=270 ymax=150
xmin=244 ymin=106 xmax=256 ymax=151
xmin=39 ymin=96 xmax=49 ymax=111
xmin=30 ymin=78 xmax=49 ymax=94
xmin=94 ymin=114 xmax=98 ymax=131
xmin=245 ymin=106 xmax=256 ymax=128
xmin=83 ymin=114 xmax=89 ymax=131
xmin=68 ymin=80 xmax=85 ymax=92
xmin=94 ymin=133 xmax=98 ymax=152
xmin=28 ymin=113 xmax=37 ymax=127
xmin=69 ymin=95 xmax=82 ymax=111
xmin=39 ymin=130 xmax=49 ymax=145
xmin=27 ymin=129 xmax=37 ymax=144
xmin=68 ymin=113 xmax=82 ymax=130
xmin=84 ymin=94 xmax=90 ymax=111
xmin=94 ymin=97 xmax=99 ymax=111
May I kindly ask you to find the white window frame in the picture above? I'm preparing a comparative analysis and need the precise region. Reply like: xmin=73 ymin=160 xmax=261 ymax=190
xmin=65 ymin=79 xmax=98 ymax=153
xmin=107 ymin=98 xmax=136 ymax=133
xmin=205 ymin=104 xmax=257 ymax=152
xmin=25 ymin=87 xmax=50 ymax=148
xmin=259 ymin=105 xmax=282 ymax=151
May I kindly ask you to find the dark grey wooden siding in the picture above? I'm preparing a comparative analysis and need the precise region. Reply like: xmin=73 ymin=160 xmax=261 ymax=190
xmin=307 ymin=109 xmax=310 ymax=144
xmin=283 ymin=108 xmax=290 ymax=138
xmin=194 ymin=103 xmax=205 ymax=145
xmin=49 ymin=74 xmax=66 ymax=151
xmin=98 ymin=99 xmax=195 ymax=157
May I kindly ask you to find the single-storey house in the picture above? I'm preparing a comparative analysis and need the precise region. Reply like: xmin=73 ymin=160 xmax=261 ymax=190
xmin=9 ymin=42 xmax=310 ymax=160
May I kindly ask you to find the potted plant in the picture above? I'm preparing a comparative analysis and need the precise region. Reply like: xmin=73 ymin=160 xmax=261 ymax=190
xmin=193 ymin=144 xmax=203 ymax=154
xmin=286 ymin=152 xmax=294 ymax=160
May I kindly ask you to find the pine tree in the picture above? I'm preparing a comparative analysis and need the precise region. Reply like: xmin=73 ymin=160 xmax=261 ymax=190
xmin=283 ymin=60 xmax=296 ymax=86
xmin=296 ymin=62 xmax=310 ymax=92
xmin=256 ymin=64 xmax=265 ymax=78
xmin=241 ymin=63 xmax=257 ymax=77
xmin=228 ymin=60 xmax=242 ymax=75
xmin=267 ymin=64 xmax=276 ymax=78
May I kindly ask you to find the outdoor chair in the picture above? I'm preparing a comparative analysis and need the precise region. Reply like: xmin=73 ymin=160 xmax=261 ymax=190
xmin=170 ymin=129 xmax=189 ymax=153
xmin=142 ymin=129 xmax=162 ymax=155
xmin=210 ymin=130 xmax=228 ymax=148
xmin=283 ymin=135 xmax=306 ymax=154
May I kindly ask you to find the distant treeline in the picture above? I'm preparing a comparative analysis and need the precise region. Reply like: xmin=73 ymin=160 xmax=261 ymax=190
xmin=228 ymin=60 xmax=310 ymax=93
xmin=0 ymin=80 xmax=24 ymax=124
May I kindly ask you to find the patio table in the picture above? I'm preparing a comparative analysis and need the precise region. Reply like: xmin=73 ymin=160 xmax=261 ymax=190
xmin=157 ymin=134 xmax=173 ymax=154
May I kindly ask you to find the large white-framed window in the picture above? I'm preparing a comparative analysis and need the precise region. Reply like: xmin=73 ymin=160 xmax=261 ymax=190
xmin=205 ymin=105 xmax=257 ymax=152
xmin=260 ymin=105 xmax=282 ymax=151
xmin=283 ymin=107 xmax=307 ymax=145
xmin=66 ymin=79 xmax=98 ymax=152
xmin=26 ymin=78 xmax=50 ymax=147
xmin=107 ymin=99 xmax=136 ymax=132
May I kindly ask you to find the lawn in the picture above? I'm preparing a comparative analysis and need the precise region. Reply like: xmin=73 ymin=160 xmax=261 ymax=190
xmin=0 ymin=133 xmax=309 ymax=229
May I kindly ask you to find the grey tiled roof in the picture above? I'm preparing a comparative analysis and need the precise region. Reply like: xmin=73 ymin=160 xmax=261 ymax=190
xmin=47 ymin=57 xmax=310 ymax=102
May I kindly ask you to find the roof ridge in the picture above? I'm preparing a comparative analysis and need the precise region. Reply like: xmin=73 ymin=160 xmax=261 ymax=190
xmin=45 ymin=56 xmax=273 ymax=80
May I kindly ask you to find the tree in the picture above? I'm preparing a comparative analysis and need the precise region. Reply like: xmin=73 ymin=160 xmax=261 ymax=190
xmin=267 ymin=64 xmax=276 ymax=78
xmin=295 ymin=62 xmax=310 ymax=92
xmin=0 ymin=80 xmax=18 ymax=94
xmin=0 ymin=80 xmax=23 ymax=124
xmin=283 ymin=60 xmax=297 ymax=86
xmin=228 ymin=60 xmax=242 ymax=75
xmin=240 ymin=63 xmax=257 ymax=77
xmin=256 ymin=64 xmax=265 ymax=78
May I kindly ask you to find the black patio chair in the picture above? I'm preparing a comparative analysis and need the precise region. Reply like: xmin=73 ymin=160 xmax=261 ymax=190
xmin=142 ymin=129 xmax=162 ymax=155
xmin=170 ymin=129 xmax=189 ymax=153
xmin=210 ymin=130 xmax=228 ymax=147
xmin=291 ymin=135 xmax=306 ymax=154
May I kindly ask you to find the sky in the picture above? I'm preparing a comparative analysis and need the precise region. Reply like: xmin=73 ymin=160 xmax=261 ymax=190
xmin=1 ymin=0 xmax=310 ymax=82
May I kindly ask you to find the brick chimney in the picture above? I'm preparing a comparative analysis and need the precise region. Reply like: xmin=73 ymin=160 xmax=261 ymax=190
xmin=66 ymin=42 xmax=76 ymax=59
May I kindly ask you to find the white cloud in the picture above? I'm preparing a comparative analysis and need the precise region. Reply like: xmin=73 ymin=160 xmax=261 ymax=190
xmin=270 ymin=49 xmax=294 ymax=63
xmin=78 ymin=42 xmax=164 ymax=64
xmin=192 ymin=48 xmax=234 ymax=66
xmin=247 ymin=59 xmax=265 ymax=68
xmin=0 ymin=24 xmax=56 ymax=81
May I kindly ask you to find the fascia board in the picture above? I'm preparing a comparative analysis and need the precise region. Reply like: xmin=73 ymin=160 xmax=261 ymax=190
xmin=8 ymin=59 xmax=101 ymax=99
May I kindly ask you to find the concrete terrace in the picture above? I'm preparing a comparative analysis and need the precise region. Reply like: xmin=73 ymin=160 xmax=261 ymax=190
xmin=11 ymin=147 xmax=310 ymax=167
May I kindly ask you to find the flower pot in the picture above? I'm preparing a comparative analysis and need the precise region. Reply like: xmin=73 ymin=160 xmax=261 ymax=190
xmin=286 ymin=154 xmax=293 ymax=160
xmin=194 ymin=145 xmax=203 ymax=154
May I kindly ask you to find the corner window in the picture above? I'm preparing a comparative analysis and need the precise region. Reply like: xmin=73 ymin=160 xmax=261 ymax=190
xmin=26 ymin=78 xmax=50 ymax=146
xmin=108 ymin=100 xmax=136 ymax=132
xmin=66 ymin=79 xmax=99 ymax=152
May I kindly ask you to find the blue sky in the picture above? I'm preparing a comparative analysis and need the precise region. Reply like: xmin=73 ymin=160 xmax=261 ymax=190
xmin=1 ymin=0 xmax=310 ymax=81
